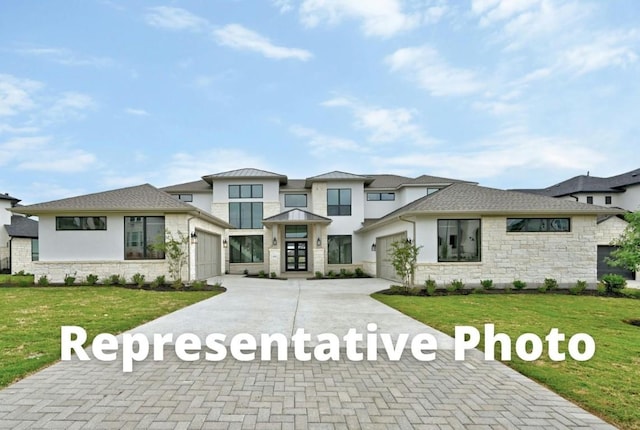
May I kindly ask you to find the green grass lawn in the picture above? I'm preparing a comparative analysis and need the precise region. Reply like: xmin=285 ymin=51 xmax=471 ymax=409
xmin=373 ymin=293 xmax=640 ymax=430
xmin=0 ymin=286 xmax=221 ymax=388
xmin=0 ymin=274 xmax=34 ymax=285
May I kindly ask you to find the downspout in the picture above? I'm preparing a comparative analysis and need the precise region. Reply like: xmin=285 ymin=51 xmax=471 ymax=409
xmin=399 ymin=215 xmax=417 ymax=286
xmin=569 ymin=194 xmax=579 ymax=202
xmin=187 ymin=215 xmax=195 ymax=283
xmin=8 ymin=237 xmax=12 ymax=274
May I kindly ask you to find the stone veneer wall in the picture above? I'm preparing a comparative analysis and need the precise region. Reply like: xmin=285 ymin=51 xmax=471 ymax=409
xmin=9 ymin=238 xmax=36 ymax=274
xmin=595 ymin=216 xmax=627 ymax=245
xmin=414 ymin=215 xmax=598 ymax=285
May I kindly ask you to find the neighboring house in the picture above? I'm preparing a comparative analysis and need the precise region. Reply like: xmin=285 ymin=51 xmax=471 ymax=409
xmin=4 ymin=215 xmax=39 ymax=274
xmin=1 ymin=193 xmax=37 ymax=273
xmin=515 ymin=168 xmax=640 ymax=280
xmin=10 ymin=184 xmax=231 ymax=283
xmin=10 ymin=168 xmax=622 ymax=285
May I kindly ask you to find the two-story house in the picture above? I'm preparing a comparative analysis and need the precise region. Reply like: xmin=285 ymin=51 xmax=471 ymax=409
xmin=11 ymin=168 xmax=622 ymax=285
xmin=1 ymin=193 xmax=38 ymax=274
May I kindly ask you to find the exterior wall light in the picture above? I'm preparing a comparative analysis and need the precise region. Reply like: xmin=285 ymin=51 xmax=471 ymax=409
xmin=371 ymin=243 xmax=376 ymax=252
xmin=316 ymin=237 xmax=321 ymax=247
xmin=273 ymin=237 xmax=278 ymax=246
xmin=223 ymin=239 xmax=228 ymax=248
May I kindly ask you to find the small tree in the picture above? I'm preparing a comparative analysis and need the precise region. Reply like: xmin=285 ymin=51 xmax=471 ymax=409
xmin=389 ymin=240 xmax=422 ymax=291
xmin=152 ymin=230 xmax=189 ymax=287
xmin=607 ymin=212 xmax=640 ymax=273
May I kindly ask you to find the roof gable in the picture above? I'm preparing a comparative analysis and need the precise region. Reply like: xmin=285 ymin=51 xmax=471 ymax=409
xmin=202 ymin=168 xmax=287 ymax=184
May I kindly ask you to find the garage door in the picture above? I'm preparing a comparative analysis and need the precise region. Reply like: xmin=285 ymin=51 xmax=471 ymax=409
xmin=376 ymin=232 xmax=407 ymax=282
xmin=196 ymin=231 xmax=221 ymax=279
xmin=597 ymin=245 xmax=635 ymax=280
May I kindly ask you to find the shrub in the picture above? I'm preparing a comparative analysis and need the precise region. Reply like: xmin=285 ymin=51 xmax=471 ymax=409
xmin=621 ymin=288 xmax=640 ymax=299
xmin=326 ymin=270 xmax=336 ymax=279
xmin=85 ymin=274 xmax=99 ymax=285
xmin=354 ymin=267 xmax=365 ymax=277
xmin=339 ymin=268 xmax=351 ymax=278
xmin=315 ymin=271 xmax=323 ymax=279
xmin=132 ymin=273 xmax=145 ymax=288
xmin=151 ymin=275 xmax=166 ymax=289
xmin=569 ymin=280 xmax=588 ymax=295
xmin=513 ymin=280 xmax=527 ymax=290
xmin=543 ymin=278 xmax=559 ymax=291
xmin=105 ymin=274 xmax=126 ymax=286
xmin=171 ymin=279 xmax=184 ymax=289
xmin=243 ymin=269 xmax=249 ymax=276
xmin=191 ymin=280 xmax=206 ymax=291
xmin=537 ymin=284 xmax=548 ymax=293
xmin=17 ymin=279 xmax=31 ymax=287
xmin=14 ymin=270 xmax=31 ymax=276
xmin=258 ymin=270 xmax=267 ymax=278
xmin=451 ymin=279 xmax=464 ymax=291
xmin=37 ymin=275 xmax=49 ymax=287
xmin=601 ymin=274 xmax=627 ymax=294
xmin=425 ymin=279 xmax=437 ymax=296
xmin=389 ymin=285 xmax=405 ymax=294
xmin=480 ymin=279 xmax=494 ymax=290
xmin=408 ymin=286 xmax=423 ymax=296
xmin=270 ymin=272 xmax=277 ymax=279
xmin=64 ymin=273 xmax=76 ymax=286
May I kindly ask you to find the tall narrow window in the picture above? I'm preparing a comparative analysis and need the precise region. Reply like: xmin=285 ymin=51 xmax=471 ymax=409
xmin=586 ymin=196 xmax=594 ymax=204
xmin=605 ymin=196 xmax=612 ymax=205
xmin=438 ymin=220 xmax=481 ymax=262
xmin=229 ymin=202 xmax=263 ymax=229
xmin=328 ymin=235 xmax=352 ymax=264
xmin=327 ymin=189 xmax=351 ymax=216
xmin=31 ymin=239 xmax=39 ymax=261
xmin=124 ymin=216 xmax=165 ymax=260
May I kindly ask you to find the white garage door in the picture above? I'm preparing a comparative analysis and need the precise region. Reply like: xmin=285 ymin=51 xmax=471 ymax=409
xmin=376 ymin=232 xmax=407 ymax=282
xmin=196 ymin=231 xmax=221 ymax=279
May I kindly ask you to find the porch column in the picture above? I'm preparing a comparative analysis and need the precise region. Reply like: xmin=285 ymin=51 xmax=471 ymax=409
xmin=313 ymin=225 xmax=326 ymax=275
xmin=268 ymin=225 xmax=281 ymax=276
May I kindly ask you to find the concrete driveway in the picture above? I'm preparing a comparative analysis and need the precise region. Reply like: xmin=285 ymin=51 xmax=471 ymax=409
xmin=0 ymin=276 xmax=615 ymax=429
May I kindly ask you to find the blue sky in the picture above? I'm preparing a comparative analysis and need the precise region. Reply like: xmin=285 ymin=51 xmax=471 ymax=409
xmin=1 ymin=0 xmax=639 ymax=204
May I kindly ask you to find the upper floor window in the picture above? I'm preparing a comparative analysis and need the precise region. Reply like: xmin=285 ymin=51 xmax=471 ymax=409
xmin=427 ymin=188 xmax=440 ymax=195
xmin=124 ymin=216 xmax=165 ymax=260
xmin=507 ymin=218 xmax=570 ymax=232
xmin=367 ymin=192 xmax=395 ymax=201
xmin=586 ymin=196 xmax=593 ymax=204
xmin=229 ymin=184 xmax=263 ymax=199
xmin=605 ymin=196 xmax=612 ymax=205
xmin=285 ymin=194 xmax=307 ymax=207
xmin=229 ymin=202 xmax=263 ymax=229
xmin=56 ymin=216 xmax=107 ymax=231
xmin=327 ymin=188 xmax=351 ymax=216
xmin=175 ymin=194 xmax=193 ymax=202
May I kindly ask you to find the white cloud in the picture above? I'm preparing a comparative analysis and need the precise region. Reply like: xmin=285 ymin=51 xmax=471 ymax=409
xmin=321 ymin=96 xmax=435 ymax=145
xmin=0 ymin=136 xmax=50 ymax=166
xmin=16 ymin=47 xmax=114 ymax=68
xmin=385 ymin=45 xmax=483 ymax=96
xmin=145 ymin=6 xmax=209 ymax=32
xmin=124 ymin=107 xmax=149 ymax=116
xmin=272 ymin=0 xmax=294 ymax=13
xmin=561 ymin=30 xmax=639 ymax=75
xmin=289 ymin=125 xmax=364 ymax=156
xmin=0 ymin=74 xmax=42 ymax=116
xmin=47 ymin=92 xmax=96 ymax=122
xmin=299 ymin=0 xmax=421 ymax=37
xmin=214 ymin=24 xmax=313 ymax=61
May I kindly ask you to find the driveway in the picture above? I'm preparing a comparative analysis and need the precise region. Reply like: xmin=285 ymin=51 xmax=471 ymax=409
xmin=0 ymin=277 xmax=615 ymax=429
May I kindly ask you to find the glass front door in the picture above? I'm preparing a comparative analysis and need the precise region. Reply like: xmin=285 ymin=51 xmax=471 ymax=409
xmin=286 ymin=241 xmax=307 ymax=271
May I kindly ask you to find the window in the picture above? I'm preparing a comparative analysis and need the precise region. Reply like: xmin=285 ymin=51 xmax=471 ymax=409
xmin=229 ymin=184 xmax=263 ymax=199
xmin=285 ymin=225 xmax=307 ymax=238
xmin=367 ymin=192 xmax=395 ymax=201
xmin=328 ymin=235 xmax=352 ymax=264
xmin=438 ymin=220 xmax=481 ymax=262
xmin=327 ymin=189 xmax=351 ymax=216
xmin=427 ymin=188 xmax=440 ymax=195
xmin=605 ymin=196 xmax=612 ymax=205
xmin=56 ymin=216 xmax=107 ymax=231
xmin=229 ymin=236 xmax=264 ymax=263
xmin=285 ymin=194 xmax=307 ymax=207
xmin=506 ymin=218 xmax=570 ymax=232
xmin=31 ymin=239 xmax=39 ymax=262
xmin=175 ymin=194 xmax=193 ymax=202
xmin=586 ymin=196 xmax=593 ymax=204
xmin=229 ymin=202 xmax=263 ymax=229
xmin=124 ymin=216 xmax=165 ymax=260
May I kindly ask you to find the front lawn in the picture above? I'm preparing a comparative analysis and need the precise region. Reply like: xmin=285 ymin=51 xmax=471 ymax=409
xmin=373 ymin=294 xmax=640 ymax=430
xmin=0 ymin=287 xmax=221 ymax=388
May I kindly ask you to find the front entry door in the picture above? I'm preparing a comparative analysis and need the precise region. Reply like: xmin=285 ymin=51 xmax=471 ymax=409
xmin=286 ymin=241 xmax=307 ymax=271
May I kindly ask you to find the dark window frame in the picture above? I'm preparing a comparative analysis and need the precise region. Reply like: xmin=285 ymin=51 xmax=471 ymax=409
xmin=176 ymin=194 xmax=193 ymax=202
xmin=229 ymin=235 xmax=264 ymax=263
xmin=124 ymin=216 xmax=165 ymax=260
xmin=229 ymin=202 xmax=263 ymax=229
xmin=605 ymin=196 xmax=612 ymax=205
xmin=284 ymin=194 xmax=308 ymax=208
xmin=229 ymin=184 xmax=263 ymax=199
xmin=327 ymin=188 xmax=352 ymax=216
xmin=328 ymin=235 xmax=352 ymax=264
xmin=437 ymin=219 xmax=481 ymax=262
xmin=285 ymin=225 xmax=308 ymax=238
xmin=506 ymin=218 xmax=571 ymax=233
xmin=31 ymin=238 xmax=39 ymax=262
xmin=586 ymin=196 xmax=594 ymax=204
xmin=56 ymin=216 xmax=107 ymax=231
xmin=367 ymin=192 xmax=395 ymax=201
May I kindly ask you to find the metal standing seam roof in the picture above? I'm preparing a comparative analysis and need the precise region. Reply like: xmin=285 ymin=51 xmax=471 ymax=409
xmin=262 ymin=208 xmax=332 ymax=224
xmin=357 ymin=183 xmax=625 ymax=232
xmin=8 ymin=184 xmax=232 ymax=228
xmin=4 ymin=215 xmax=38 ymax=238
xmin=202 ymin=168 xmax=288 ymax=185
xmin=304 ymin=171 xmax=375 ymax=187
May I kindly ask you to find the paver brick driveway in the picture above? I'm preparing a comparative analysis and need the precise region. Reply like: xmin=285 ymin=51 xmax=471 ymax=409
xmin=0 ymin=277 xmax=615 ymax=429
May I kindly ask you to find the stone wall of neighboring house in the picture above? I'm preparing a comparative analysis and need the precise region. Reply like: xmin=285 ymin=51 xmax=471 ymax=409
xmin=0 ymin=246 xmax=9 ymax=271
xmin=412 ymin=215 xmax=598 ymax=286
xmin=595 ymin=216 xmax=628 ymax=245
xmin=9 ymin=238 xmax=36 ymax=275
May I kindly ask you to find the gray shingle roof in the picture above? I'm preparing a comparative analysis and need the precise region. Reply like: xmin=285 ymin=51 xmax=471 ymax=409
xmin=403 ymin=174 xmax=476 ymax=186
xmin=202 ymin=168 xmax=288 ymax=185
xmin=364 ymin=174 xmax=411 ymax=189
xmin=515 ymin=168 xmax=640 ymax=197
xmin=5 ymin=215 xmax=38 ymax=238
xmin=280 ymin=179 xmax=307 ymax=190
xmin=358 ymin=183 xmax=624 ymax=232
xmin=160 ymin=179 xmax=212 ymax=193
xmin=263 ymin=208 xmax=331 ymax=224
xmin=9 ymin=184 xmax=232 ymax=228
xmin=0 ymin=193 xmax=20 ymax=204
